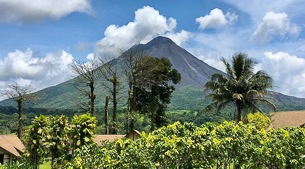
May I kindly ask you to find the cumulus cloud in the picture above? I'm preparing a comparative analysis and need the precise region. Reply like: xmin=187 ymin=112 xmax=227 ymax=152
xmin=260 ymin=52 xmax=305 ymax=97
xmin=252 ymin=11 xmax=300 ymax=43
xmin=95 ymin=6 xmax=191 ymax=58
xmin=195 ymin=8 xmax=238 ymax=30
xmin=0 ymin=0 xmax=92 ymax=23
xmin=0 ymin=49 xmax=75 ymax=91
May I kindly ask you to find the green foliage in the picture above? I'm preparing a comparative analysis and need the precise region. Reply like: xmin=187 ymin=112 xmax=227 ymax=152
xmin=245 ymin=112 xmax=271 ymax=130
xmin=14 ymin=114 xmax=97 ymax=169
xmin=134 ymin=56 xmax=181 ymax=131
xmin=47 ymin=115 xmax=69 ymax=168
xmin=70 ymin=113 xmax=97 ymax=151
xmin=0 ymin=113 xmax=18 ymax=134
xmin=205 ymin=53 xmax=275 ymax=121
xmin=23 ymin=115 xmax=50 ymax=169
xmin=65 ymin=121 xmax=305 ymax=169
xmin=168 ymin=109 xmax=232 ymax=126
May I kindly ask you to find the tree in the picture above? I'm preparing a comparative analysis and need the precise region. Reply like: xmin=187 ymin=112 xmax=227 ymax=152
xmin=71 ymin=60 xmax=98 ymax=114
xmin=23 ymin=115 xmax=50 ymax=169
xmin=99 ymin=60 xmax=123 ymax=134
xmin=2 ymin=83 xmax=37 ymax=138
xmin=205 ymin=53 xmax=275 ymax=122
xmin=47 ymin=115 xmax=69 ymax=168
xmin=70 ymin=113 xmax=97 ymax=154
xmin=133 ymin=56 xmax=181 ymax=131
xmin=122 ymin=51 xmax=143 ymax=133
xmin=104 ymin=96 xmax=110 ymax=134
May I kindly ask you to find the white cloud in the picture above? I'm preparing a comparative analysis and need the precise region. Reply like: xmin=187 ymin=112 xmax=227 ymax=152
xmin=95 ymin=6 xmax=191 ymax=58
xmin=86 ymin=53 xmax=95 ymax=60
xmin=252 ymin=11 xmax=300 ymax=43
xmin=195 ymin=8 xmax=238 ymax=30
xmin=223 ymin=0 xmax=305 ymax=23
xmin=165 ymin=30 xmax=192 ymax=46
xmin=0 ymin=49 xmax=75 ymax=91
xmin=0 ymin=0 xmax=92 ymax=23
xmin=261 ymin=52 xmax=305 ymax=97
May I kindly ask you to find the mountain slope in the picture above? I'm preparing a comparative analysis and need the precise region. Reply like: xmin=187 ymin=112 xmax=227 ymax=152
xmin=0 ymin=36 xmax=223 ymax=109
xmin=130 ymin=36 xmax=224 ymax=87
xmin=1 ymin=36 xmax=305 ymax=112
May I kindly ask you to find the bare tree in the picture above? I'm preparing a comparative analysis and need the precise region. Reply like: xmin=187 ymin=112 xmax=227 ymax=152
xmin=98 ymin=59 xmax=124 ymax=134
xmin=71 ymin=60 xmax=98 ymax=115
xmin=104 ymin=96 xmax=110 ymax=134
xmin=2 ymin=83 xmax=37 ymax=139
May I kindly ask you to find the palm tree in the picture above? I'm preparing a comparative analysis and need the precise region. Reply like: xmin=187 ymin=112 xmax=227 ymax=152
xmin=205 ymin=53 xmax=275 ymax=122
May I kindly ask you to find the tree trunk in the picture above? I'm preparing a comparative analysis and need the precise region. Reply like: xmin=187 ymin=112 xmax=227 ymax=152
xmin=129 ymin=84 xmax=136 ymax=131
xmin=104 ymin=96 xmax=109 ymax=134
xmin=126 ymin=89 xmax=131 ymax=134
xmin=130 ymin=117 xmax=135 ymax=132
xmin=112 ymin=76 xmax=118 ymax=134
xmin=89 ymin=81 xmax=95 ymax=115
xmin=150 ymin=111 xmax=155 ymax=132
xmin=126 ymin=109 xmax=129 ymax=134
xmin=236 ymin=102 xmax=242 ymax=122
xmin=17 ymin=100 xmax=23 ymax=139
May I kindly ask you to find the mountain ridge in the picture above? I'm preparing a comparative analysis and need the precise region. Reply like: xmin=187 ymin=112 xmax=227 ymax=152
xmin=1 ymin=36 xmax=305 ymax=112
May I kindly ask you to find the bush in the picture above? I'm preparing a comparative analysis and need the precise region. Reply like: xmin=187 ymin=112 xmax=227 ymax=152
xmin=65 ymin=121 xmax=305 ymax=169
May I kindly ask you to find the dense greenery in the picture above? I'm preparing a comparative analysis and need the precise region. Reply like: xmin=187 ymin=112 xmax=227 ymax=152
xmin=14 ymin=114 xmax=97 ymax=169
xmin=64 ymin=121 xmax=305 ymax=169
xmin=245 ymin=111 xmax=271 ymax=130
xmin=63 ymin=122 xmax=305 ymax=169
xmin=3 ymin=119 xmax=305 ymax=169
xmin=133 ymin=56 xmax=181 ymax=131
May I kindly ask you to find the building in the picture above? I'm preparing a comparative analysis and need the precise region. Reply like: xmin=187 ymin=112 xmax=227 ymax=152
xmin=94 ymin=135 xmax=125 ymax=146
xmin=94 ymin=129 xmax=141 ymax=146
xmin=0 ymin=135 xmax=25 ymax=165
xmin=269 ymin=110 xmax=305 ymax=129
xmin=125 ymin=129 xmax=140 ymax=141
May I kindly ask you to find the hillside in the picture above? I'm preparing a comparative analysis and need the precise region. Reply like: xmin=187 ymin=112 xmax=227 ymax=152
xmin=1 ymin=36 xmax=305 ymax=112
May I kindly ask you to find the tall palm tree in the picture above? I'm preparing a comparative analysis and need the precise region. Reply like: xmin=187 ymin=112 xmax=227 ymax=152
xmin=205 ymin=53 xmax=275 ymax=122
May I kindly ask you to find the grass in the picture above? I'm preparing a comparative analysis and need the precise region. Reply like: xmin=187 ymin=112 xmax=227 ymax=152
xmin=40 ymin=161 xmax=51 ymax=169
xmin=168 ymin=110 xmax=191 ymax=114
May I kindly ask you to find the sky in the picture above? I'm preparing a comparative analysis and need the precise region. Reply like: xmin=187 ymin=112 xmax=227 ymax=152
xmin=1 ymin=0 xmax=305 ymax=98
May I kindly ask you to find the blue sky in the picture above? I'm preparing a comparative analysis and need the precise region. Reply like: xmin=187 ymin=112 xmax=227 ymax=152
xmin=1 ymin=0 xmax=305 ymax=98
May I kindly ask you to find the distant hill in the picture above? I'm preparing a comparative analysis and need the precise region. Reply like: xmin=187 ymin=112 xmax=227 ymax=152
xmin=1 ymin=36 xmax=305 ymax=113
xmin=169 ymin=85 xmax=305 ymax=112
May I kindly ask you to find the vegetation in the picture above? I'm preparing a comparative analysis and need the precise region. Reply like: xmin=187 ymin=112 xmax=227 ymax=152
xmin=72 ymin=60 xmax=99 ymax=114
xmin=244 ymin=111 xmax=271 ymax=130
xmin=2 ymin=52 xmax=305 ymax=169
xmin=4 ymin=118 xmax=305 ymax=169
xmin=99 ymin=60 xmax=123 ymax=134
xmin=2 ymin=83 xmax=38 ymax=138
xmin=133 ymin=56 xmax=181 ymax=131
xmin=16 ymin=114 xmax=97 ymax=169
xmin=30 ymin=121 xmax=305 ymax=169
xmin=205 ymin=53 xmax=275 ymax=122
xmin=122 ymin=52 xmax=181 ymax=132
xmin=23 ymin=115 xmax=50 ymax=169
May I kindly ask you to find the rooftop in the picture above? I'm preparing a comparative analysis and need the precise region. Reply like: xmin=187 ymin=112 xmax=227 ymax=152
xmin=270 ymin=110 xmax=305 ymax=129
